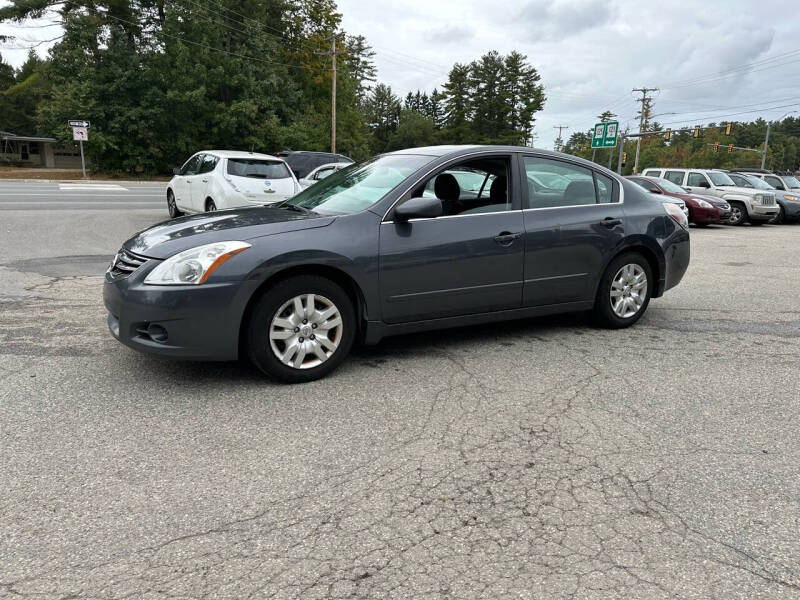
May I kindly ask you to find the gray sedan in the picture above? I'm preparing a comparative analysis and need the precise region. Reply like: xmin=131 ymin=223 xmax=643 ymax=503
xmin=105 ymin=145 xmax=690 ymax=382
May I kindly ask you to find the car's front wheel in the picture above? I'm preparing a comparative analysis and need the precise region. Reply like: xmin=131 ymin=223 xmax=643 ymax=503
xmin=167 ymin=189 xmax=183 ymax=218
xmin=593 ymin=253 xmax=652 ymax=329
xmin=772 ymin=206 xmax=785 ymax=224
xmin=727 ymin=202 xmax=747 ymax=226
xmin=247 ymin=275 xmax=356 ymax=383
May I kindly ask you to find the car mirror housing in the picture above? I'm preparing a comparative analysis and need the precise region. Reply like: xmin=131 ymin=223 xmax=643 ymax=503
xmin=394 ymin=196 xmax=443 ymax=221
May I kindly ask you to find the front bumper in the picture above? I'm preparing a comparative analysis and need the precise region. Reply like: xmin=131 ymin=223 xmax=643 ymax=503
xmin=104 ymin=264 xmax=255 ymax=361
xmin=690 ymin=205 xmax=724 ymax=224
xmin=778 ymin=200 xmax=800 ymax=220
xmin=749 ymin=203 xmax=779 ymax=221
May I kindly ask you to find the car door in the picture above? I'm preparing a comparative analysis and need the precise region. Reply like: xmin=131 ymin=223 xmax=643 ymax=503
xmin=379 ymin=154 xmax=524 ymax=324
xmin=685 ymin=171 xmax=712 ymax=195
xmin=173 ymin=154 xmax=202 ymax=210
xmin=191 ymin=154 xmax=219 ymax=209
xmin=521 ymin=154 xmax=625 ymax=306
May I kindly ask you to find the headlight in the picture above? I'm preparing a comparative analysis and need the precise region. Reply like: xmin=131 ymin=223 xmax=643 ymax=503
xmin=144 ymin=241 xmax=251 ymax=285
xmin=784 ymin=194 xmax=800 ymax=202
xmin=696 ymin=199 xmax=713 ymax=209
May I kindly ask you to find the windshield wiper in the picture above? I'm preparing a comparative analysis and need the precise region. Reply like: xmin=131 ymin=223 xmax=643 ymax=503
xmin=280 ymin=204 xmax=317 ymax=215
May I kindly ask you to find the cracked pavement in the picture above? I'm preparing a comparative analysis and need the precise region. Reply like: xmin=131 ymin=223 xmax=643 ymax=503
xmin=1 ymin=206 xmax=799 ymax=599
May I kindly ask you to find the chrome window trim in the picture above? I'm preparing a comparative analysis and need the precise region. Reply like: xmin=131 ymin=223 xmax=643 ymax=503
xmin=382 ymin=149 xmax=625 ymax=222
xmin=383 ymin=208 xmax=520 ymax=225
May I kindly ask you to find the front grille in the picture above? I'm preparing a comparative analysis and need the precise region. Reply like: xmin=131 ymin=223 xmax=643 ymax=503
xmin=107 ymin=248 xmax=149 ymax=281
xmin=756 ymin=193 xmax=776 ymax=206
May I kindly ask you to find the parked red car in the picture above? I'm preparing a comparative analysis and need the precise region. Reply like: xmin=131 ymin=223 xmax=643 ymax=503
xmin=627 ymin=176 xmax=731 ymax=226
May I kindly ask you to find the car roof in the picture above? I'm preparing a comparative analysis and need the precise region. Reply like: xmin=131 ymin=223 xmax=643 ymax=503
xmin=200 ymin=150 xmax=287 ymax=161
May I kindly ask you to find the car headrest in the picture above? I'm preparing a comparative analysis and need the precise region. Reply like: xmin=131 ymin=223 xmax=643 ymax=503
xmin=434 ymin=173 xmax=461 ymax=202
xmin=563 ymin=180 xmax=596 ymax=205
xmin=489 ymin=175 xmax=507 ymax=203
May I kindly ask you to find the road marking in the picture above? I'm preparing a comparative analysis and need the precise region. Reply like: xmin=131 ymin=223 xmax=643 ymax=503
xmin=59 ymin=183 xmax=129 ymax=191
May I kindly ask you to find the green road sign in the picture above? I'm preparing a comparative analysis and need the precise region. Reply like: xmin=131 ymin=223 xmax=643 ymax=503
xmin=591 ymin=121 xmax=619 ymax=148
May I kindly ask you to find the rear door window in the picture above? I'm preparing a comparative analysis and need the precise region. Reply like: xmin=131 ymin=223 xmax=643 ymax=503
xmin=594 ymin=172 xmax=615 ymax=203
xmin=642 ymin=170 xmax=661 ymax=178
xmin=200 ymin=155 xmax=219 ymax=174
xmin=524 ymin=156 xmax=598 ymax=208
xmin=227 ymin=159 xmax=291 ymax=179
xmin=664 ymin=171 xmax=685 ymax=185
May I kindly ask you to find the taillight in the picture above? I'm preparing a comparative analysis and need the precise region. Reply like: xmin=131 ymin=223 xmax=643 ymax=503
xmin=663 ymin=202 xmax=689 ymax=230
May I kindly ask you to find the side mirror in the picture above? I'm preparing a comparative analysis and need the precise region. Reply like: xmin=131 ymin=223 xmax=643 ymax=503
xmin=394 ymin=196 xmax=443 ymax=221
xmin=173 ymin=167 xmax=181 ymax=175
xmin=649 ymin=188 xmax=663 ymax=194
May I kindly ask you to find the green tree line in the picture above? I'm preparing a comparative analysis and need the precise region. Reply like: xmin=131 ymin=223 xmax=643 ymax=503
xmin=0 ymin=0 xmax=545 ymax=174
xmin=563 ymin=114 xmax=800 ymax=174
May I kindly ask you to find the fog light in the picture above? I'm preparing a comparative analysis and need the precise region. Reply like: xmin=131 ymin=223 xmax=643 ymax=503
xmin=147 ymin=324 xmax=168 ymax=343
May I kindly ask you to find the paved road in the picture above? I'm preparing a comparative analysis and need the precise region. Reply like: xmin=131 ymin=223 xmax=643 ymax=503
xmin=1 ymin=201 xmax=799 ymax=599
xmin=0 ymin=180 xmax=165 ymax=210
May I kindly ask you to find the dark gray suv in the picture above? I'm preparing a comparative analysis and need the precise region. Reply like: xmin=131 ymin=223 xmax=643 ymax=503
xmin=105 ymin=145 xmax=690 ymax=382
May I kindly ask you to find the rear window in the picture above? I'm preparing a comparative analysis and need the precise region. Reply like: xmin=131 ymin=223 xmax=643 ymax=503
xmin=227 ymin=159 xmax=291 ymax=179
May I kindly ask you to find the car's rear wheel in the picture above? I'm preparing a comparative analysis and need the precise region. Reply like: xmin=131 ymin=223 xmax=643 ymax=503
xmin=727 ymin=202 xmax=747 ymax=226
xmin=167 ymin=189 xmax=182 ymax=218
xmin=247 ymin=275 xmax=355 ymax=383
xmin=205 ymin=198 xmax=217 ymax=212
xmin=593 ymin=253 xmax=652 ymax=329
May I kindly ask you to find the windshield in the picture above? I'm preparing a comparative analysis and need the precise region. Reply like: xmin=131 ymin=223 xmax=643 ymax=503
xmin=708 ymin=171 xmax=736 ymax=186
xmin=782 ymin=175 xmax=800 ymax=189
xmin=228 ymin=159 xmax=291 ymax=179
xmin=742 ymin=175 xmax=774 ymax=190
xmin=655 ymin=178 xmax=686 ymax=194
xmin=280 ymin=154 xmax=434 ymax=215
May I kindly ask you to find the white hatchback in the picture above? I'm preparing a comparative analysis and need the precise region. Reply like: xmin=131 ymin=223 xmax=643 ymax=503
xmin=167 ymin=151 xmax=300 ymax=217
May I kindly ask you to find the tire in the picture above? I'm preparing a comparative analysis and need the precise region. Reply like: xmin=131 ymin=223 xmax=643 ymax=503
xmin=593 ymin=253 xmax=653 ymax=329
xmin=694 ymin=222 xmax=709 ymax=228
xmin=247 ymin=275 xmax=356 ymax=383
xmin=749 ymin=220 xmax=764 ymax=226
xmin=726 ymin=202 xmax=747 ymax=226
xmin=772 ymin=206 xmax=785 ymax=225
xmin=167 ymin=189 xmax=183 ymax=218
xmin=205 ymin=198 xmax=217 ymax=212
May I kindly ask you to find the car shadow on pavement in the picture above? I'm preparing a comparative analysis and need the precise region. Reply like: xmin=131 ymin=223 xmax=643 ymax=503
xmin=133 ymin=312 xmax=591 ymax=386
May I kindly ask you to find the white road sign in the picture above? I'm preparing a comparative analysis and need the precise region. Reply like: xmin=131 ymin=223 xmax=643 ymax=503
xmin=72 ymin=126 xmax=88 ymax=141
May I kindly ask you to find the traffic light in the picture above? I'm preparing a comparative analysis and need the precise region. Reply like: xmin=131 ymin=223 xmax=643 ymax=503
xmin=664 ymin=128 xmax=671 ymax=141
xmin=728 ymin=143 xmax=734 ymax=154
xmin=693 ymin=126 xmax=701 ymax=138
xmin=714 ymin=141 xmax=720 ymax=153
xmin=621 ymin=152 xmax=627 ymax=166
xmin=725 ymin=122 xmax=732 ymax=135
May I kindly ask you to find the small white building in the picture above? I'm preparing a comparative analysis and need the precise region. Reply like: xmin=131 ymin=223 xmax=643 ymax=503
xmin=1 ymin=131 xmax=84 ymax=168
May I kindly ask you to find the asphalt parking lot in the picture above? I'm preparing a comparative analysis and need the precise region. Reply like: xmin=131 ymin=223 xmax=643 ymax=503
xmin=2 ymin=186 xmax=800 ymax=599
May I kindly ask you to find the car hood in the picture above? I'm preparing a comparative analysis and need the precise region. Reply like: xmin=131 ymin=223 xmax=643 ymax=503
xmin=716 ymin=185 xmax=771 ymax=197
xmin=124 ymin=207 xmax=335 ymax=259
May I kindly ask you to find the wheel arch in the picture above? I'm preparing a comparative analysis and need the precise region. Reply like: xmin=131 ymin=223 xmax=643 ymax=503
xmin=237 ymin=263 xmax=369 ymax=358
xmin=600 ymin=239 xmax=665 ymax=299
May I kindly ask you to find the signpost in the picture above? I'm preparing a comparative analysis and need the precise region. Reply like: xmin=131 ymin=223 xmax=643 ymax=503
xmin=591 ymin=120 xmax=619 ymax=149
xmin=69 ymin=120 xmax=89 ymax=178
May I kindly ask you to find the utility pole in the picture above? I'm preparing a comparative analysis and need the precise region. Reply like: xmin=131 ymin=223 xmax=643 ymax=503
xmin=553 ymin=125 xmax=569 ymax=152
xmin=761 ymin=121 xmax=770 ymax=169
xmin=318 ymin=33 xmax=347 ymax=154
xmin=632 ymin=87 xmax=658 ymax=174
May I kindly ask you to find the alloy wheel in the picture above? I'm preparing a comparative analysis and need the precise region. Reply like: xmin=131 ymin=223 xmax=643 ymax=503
xmin=167 ymin=191 xmax=177 ymax=216
xmin=728 ymin=206 xmax=743 ymax=225
xmin=610 ymin=264 xmax=647 ymax=319
xmin=269 ymin=294 xmax=343 ymax=369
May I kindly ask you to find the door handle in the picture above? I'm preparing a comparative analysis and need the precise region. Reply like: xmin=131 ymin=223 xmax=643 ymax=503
xmin=494 ymin=231 xmax=522 ymax=246
xmin=201 ymin=179 xmax=208 ymax=183
xmin=600 ymin=217 xmax=622 ymax=227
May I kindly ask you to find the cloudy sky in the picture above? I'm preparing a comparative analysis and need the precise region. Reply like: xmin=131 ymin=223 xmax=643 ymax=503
xmin=2 ymin=0 xmax=798 ymax=149
xmin=337 ymin=0 xmax=800 ymax=148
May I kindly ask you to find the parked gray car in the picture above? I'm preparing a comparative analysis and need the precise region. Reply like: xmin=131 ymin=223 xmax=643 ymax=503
xmin=105 ymin=146 xmax=690 ymax=382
